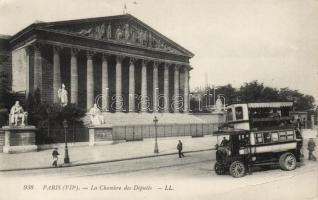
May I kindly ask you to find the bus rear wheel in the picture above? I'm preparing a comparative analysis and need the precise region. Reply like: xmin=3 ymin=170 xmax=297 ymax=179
xmin=279 ymin=152 xmax=296 ymax=171
xmin=229 ymin=161 xmax=246 ymax=178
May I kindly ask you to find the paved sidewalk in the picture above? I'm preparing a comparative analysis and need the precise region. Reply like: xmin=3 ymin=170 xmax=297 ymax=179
xmin=0 ymin=129 xmax=316 ymax=171
xmin=0 ymin=135 xmax=217 ymax=171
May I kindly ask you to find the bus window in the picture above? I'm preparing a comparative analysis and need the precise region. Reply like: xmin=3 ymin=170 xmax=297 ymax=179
xmin=271 ymin=132 xmax=279 ymax=142
xmin=263 ymin=132 xmax=271 ymax=143
xmin=227 ymin=108 xmax=233 ymax=121
xmin=255 ymin=133 xmax=263 ymax=144
xmin=279 ymin=132 xmax=287 ymax=141
xmin=235 ymin=107 xmax=243 ymax=120
xmin=286 ymin=131 xmax=294 ymax=140
xmin=239 ymin=134 xmax=249 ymax=147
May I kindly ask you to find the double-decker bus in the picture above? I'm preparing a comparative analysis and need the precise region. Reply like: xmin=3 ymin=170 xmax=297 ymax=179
xmin=214 ymin=102 xmax=303 ymax=178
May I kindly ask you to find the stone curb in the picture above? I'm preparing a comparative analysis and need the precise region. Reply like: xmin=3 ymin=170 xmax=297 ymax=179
xmin=0 ymin=148 xmax=215 ymax=172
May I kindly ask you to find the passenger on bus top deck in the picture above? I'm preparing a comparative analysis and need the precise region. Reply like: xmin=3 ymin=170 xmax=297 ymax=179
xmin=235 ymin=109 xmax=243 ymax=119
xmin=221 ymin=137 xmax=229 ymax=147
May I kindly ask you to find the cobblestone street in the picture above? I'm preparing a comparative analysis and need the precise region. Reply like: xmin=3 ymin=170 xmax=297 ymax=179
xmin=1 ymin=149 xmax=317 ymax=200
xmin=0 ymin=130 xmax=317 ymax=200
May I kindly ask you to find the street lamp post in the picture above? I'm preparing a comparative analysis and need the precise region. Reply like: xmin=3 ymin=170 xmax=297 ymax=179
xmin=213 ymin=87 xmax=218 ymax=106
xmin=153 ymin=116 xmax=159 ymax=153
xmin=63 ymin=119 xmax=70 ymax=164
xmin=209 ymin=94 xmax=213 ymax=111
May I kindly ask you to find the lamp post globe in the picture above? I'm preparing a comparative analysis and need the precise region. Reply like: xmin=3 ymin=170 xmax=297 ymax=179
xmin=63 ymin=119 xmax=70 ymax=164
xmin=153 ymin=116 xmax=159 ymax=154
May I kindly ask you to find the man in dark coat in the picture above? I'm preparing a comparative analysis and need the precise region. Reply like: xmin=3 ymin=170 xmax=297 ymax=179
xmin=177 ymin=140 xmax=185 ymax=158
xmin=52 ymin=148 xmax=60 ymax=167
xmin=307 ymin=138 xmax=316 ymax=161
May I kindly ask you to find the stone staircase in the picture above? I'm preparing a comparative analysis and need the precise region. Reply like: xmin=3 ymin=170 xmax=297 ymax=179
xmin=82 ymin=112 xmax=207 ymax=126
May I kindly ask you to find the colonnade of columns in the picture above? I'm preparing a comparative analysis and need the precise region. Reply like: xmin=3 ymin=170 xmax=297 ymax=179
xmin=128 ymin=58 xmax=136 ymax=112
xmin=31 ymin=44 xmax=190 ymax=113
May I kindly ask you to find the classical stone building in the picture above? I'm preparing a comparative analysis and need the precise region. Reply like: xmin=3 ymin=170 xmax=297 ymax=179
xmin=0 ymin=35 xmax=11 ymax=83
xmin=3 ymin=14 xmax=194 ymax=113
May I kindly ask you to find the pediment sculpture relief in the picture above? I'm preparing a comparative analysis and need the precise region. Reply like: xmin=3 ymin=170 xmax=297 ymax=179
xmin=78 ymin=23 xmax=112 ymax=40
xmin=77 ymin=22 xmax=180 ymax=54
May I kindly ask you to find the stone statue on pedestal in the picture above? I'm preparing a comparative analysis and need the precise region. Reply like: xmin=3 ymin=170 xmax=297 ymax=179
xmin=215 ymin=96 xmax=223 ymax=113
xmin=58 ymin=84 xmax=68 ymax=107
xmin=4 ymin=102 xmax=36 ymax=153
xmin=89 ymin=104 xmax=105 ymax=126
xmin=10 ymin=101 xmax=27 ymax=126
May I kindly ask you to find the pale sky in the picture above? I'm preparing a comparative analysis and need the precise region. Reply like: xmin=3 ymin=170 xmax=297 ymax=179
xmin=0 ymin=0 xmax=317 ymax=102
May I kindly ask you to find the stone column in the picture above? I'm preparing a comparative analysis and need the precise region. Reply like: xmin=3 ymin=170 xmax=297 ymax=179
xmin=311 ymin=115 xmax=315 ymax=130
xmin=102 ymin=54 xmax=109 ymax=111
xmin=183 ymin=66 xmax=190 ymax=113
xmin=86 ymin=51 xmax=94 ymax=110
xmin=163 ymin=63 xmax=169 ymax=112
xmin=129 ymin=58 xmax=136 ymax=112
xmin=25 ymin=46 xmax=31 ymax=98
xmin=141 ymin=60 xmax=148 ymax=112
xmin=33 ymin=43 xmax=42 ymax=93
xmin=116 ymin=55 xmax=124 ymax=112
xmin=153 ymin=61 xmax=159 ymax=113
xmin=53 ymin=46 xmax=62 ymax=103
xmin=174 ymin=65 xmax=180 ymax=113
xmin=70 ymin=48 xmax=79 ymax=104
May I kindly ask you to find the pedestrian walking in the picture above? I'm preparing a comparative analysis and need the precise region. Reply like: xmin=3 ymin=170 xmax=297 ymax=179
xmin=177 ymin=140 xmax=185 ymax=158
xmin=307 ymin=138 xmax=316 ymax=161
xmin=52 ymin=147 xmax=60 ymax=167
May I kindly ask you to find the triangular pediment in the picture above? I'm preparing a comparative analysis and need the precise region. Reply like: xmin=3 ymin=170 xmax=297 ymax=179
xmin=38 ymin=14 xmax=193 ymax=57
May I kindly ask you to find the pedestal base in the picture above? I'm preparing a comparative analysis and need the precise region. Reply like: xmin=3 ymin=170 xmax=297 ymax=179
xmin=88 ymin=125 xmax=113 ymax=146
xmin=3 ymin=145 xmax=38 ymax=153
xmin=1 ymin=125 xmax=37 ymax=154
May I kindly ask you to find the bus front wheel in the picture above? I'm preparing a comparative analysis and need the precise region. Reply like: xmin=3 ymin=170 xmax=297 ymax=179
xmin=229 ymin=161 xmax=246 ymax=178
xmin=279 ymin=152 xmax=296 ymax=171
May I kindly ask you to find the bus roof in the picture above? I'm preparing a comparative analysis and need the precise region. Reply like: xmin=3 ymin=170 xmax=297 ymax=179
xmin=247 ymin=102 xmax=293 ymax=108
xmin=227 ymin=102 xmax=293 ymax=109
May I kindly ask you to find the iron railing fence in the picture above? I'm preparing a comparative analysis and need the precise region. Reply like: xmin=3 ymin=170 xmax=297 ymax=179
xmin=112 ymin=123 xmax=220 ymax=141
xmin=36 ymin=126 xmax=89 ymax=144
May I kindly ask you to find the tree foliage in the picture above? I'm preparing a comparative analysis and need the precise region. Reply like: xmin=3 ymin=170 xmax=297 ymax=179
xmin=0 ymin=72 xmax=12 ymax=109
xmin=278 ymin=88 xmax=315 ymax=111
xmin=0 ymin=73 xmax=12 ymax=126
xmin=25 ymin=90 xmax=86 ymax=128
xmin=211 ymin=84 xmax=238 ymax=105
xmin=190 ymin=80 xmax=316 ymax=112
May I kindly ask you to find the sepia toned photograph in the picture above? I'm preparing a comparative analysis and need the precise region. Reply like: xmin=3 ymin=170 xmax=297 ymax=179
xmin=0 ymin=0 xmax=317 ymax=199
